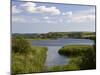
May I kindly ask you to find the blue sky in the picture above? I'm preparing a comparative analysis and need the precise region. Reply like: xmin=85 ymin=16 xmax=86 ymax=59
xmin=12 ymin=0 xmax=96 ymax=33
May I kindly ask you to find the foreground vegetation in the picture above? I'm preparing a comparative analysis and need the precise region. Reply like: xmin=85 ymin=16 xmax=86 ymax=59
xmin=48 ymin=36 xmax=96 ymax=71
xmin=12 ymin=37 xmax=48 ymax=74
xmin=52 ymin=35 xmax=96 ymax=71
xmin=57 ymin=44 xmax=96 ymax=70
xmin=12 ymin=34 xmax=96 ymax=74
xmin=58 ymin=45 xmax=94 ymax=57
xmin=48 ymin=44 xmax=96 ymax=72
xmin=48 ymin=57 xmax=81 ymax=71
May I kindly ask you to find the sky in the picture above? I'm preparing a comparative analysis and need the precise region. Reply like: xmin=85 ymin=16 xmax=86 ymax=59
xmin=12 ymin=0 xmax=96 ymax=33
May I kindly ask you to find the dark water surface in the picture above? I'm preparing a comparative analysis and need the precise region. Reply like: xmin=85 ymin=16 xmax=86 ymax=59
xmin=31 ymin=38 xmax=94 ymax=67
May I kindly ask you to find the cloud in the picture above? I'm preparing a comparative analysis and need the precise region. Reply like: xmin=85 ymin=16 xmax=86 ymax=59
xmin=44 ymin=16 xmax=49 ymax=19
xmin=12 ymin=1 xmax=95 ymax=24
xmin=20 ymin=2 xmax=61 ymax=15
xmin=36 ymin=6 xmax=61 ymax=15
xmin=21 ymin=2 xmax=36 ymax=7
xmin=65 ymin=8 xmax=95 ymax=23
xmin=62 ymin=11 xmax=72 ymax=16
xmin=12 ymin=16 xmax=26 ymax=23
xmin=21 ymin=2 xmax=37 ymax=13
xmin=46 ymin=20 xmax=57 ymax=24
xmin=12 ymin=5 xmax=22 ymax=14
xmin=71 ymin=14 xmax=95 ymax=23
xmin=78 ymin=8 xmax=95 ymax=15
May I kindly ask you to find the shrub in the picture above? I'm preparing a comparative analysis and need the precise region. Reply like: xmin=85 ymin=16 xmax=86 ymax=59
xmin=12 ymin=46 xmax=48 ymax=74
xmin=58 ymin=45 xmax=94 ymax=57
xmin=79 ymin=47 xmax=96 ymax=69
xmin=58 ymin=45 xmax=96 ymax=70
xmin=12 ymin=36 xmax=31 ymax=53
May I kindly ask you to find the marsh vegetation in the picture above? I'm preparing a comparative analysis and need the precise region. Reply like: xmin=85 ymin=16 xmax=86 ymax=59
xmin=12 ymin=37 xmax=48 ymax=74
xmin=58 ymin=45 xmax=96 ymax=70
xmin=12 ymin=32 xmax=96 ymax=74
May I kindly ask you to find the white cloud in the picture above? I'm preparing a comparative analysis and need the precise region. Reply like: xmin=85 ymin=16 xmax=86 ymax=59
xmin=62 ymin=11 xmax=72 ymax=16
xmin=71 ymin=14 xmax=95 ymax=23
xmin=12 ymin=5 xmax=22 ymax=14
xmin=20 ymin=2 xmax=61 ymax=15
xmin=12 ymin=2 xmax=95 ymax=24
xmin=37 ymin=6 xmax=61 ymax=15
xmin=64 ymin=8 xmax=95 ymax=23
xmin=67 ymin=12 xmax=72 ymax=16
xmin=46 ymin=20 xmax=57 ymax=24
xmin=44 ymin=16 xmax=49 ymax=19
xmin=21 ymin=2 xmax=37 ymax=13
xmin=12 ymin=16 xmax=26 ymax=23
xmin=12 ymin=16 xmax=42 ymax=23
xmin=21 ymin=2 xmax=36 ymax=7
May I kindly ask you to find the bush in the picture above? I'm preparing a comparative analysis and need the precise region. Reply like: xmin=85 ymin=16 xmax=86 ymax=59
xmin=58 ymin=45 xmax=96 ymax=70
xmin=12 ymin=36 xmax=31 ymax=53
xmin=58 ymin=45 xmax=93 ymax=57
xmin=79 ymin=47 xmax=96 ymax=69
xmin=12 ymin=46 xmax=48 ymax=74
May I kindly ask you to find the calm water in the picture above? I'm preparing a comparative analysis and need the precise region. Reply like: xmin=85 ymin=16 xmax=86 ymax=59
xmin=31 ymin=38 xmax=94 ymax=67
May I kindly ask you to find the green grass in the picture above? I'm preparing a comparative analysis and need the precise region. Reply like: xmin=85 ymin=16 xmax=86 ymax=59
xmin=58 ymin=45 xmax=96 ymax=70
xmin=12 ymin=36 xmax=96 ymax=74
xmin=58 ymin=45 xmax=94 ymax=57
xmin=48 ymin=44 xmax=96 ymax=72
xmin=48 ymin=64 xmax=80 ymax=72
xmin=12 ymin=46 xmax=48 ymax=75
xmin=48 ymin=57 xmax=81 ymax=72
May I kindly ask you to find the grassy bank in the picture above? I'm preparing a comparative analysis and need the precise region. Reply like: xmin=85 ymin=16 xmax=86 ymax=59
xmin=12 ymin=36 xmax=96 ymax=73
xmin=58 ymin=45 xmax=94 ymax=57
xmin=58 ymin=45 xmax=96 ymax=70
xmin=12 ymin=46 xmax=48 ymax=74
xmin=48 ymin=57 xmax=81 ymax=72
xmin=26 ymin=38 xmax=51 ymax=41
xmin=49 ymin=36 xmax=96 ymax=71
xmin=12 ymin=37 xmax=48 ymax=75
xmin=48 ymin=44 xmax=96 ymax=72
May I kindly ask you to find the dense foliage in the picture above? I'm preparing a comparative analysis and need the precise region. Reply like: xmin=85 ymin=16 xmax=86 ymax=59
xmin=12 ymin=36 xmax=31 ymax=53
xmin=12 ymin=32 xmax=95 ymax=39
xmin=12 ymin=37 xmax=48 ymax=74
xmin=58 ymin=45 xmax=96 ymax=70
xmin=58 ymin=45 xmax=94 ymax=57
xmin=48 ymin=57 xmax=81 ymax=72
xmin=12 ymin=33 xmax=96 ymax=73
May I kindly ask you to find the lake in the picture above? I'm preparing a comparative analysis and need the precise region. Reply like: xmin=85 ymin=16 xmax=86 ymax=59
xmin=31 ymin=38 xmax=94 ymax=67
